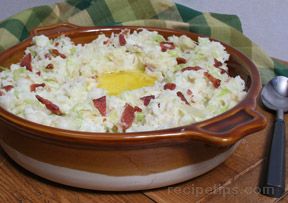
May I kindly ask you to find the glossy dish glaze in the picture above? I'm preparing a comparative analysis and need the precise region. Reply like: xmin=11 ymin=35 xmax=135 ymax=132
xmin=0 ymin=24 xmax=266 ymax=191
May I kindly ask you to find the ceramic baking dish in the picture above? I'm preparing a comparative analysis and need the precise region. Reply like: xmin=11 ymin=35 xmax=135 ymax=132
xmin=0 ymin=24 xmax=266 ymax=191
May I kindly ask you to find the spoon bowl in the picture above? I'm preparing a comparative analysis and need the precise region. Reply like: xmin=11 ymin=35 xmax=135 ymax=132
xmin=272 ymin=76 xmax=288 ymax=97
xmin=261 ymin=76 xmax=288 ymax=112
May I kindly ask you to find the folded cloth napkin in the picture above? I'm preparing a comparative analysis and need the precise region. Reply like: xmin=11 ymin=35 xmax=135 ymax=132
xmin=0 ymin=0 xmax=286 ymax=84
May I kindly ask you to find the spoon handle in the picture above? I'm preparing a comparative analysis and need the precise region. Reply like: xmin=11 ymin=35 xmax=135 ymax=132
xmin=262 ymin=119 xmax=286 ymax=197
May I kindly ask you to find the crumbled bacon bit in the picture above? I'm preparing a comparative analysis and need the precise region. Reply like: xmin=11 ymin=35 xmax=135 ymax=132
xmin=213 ymin=59 xmax=227 ymax=74
xmin=119 ymin=34 xmax=126 ymax=46
xmin=204 ymin=72 xmax=221 ymax=88
xmin=181 ymin=66 xmax=202 ymax=72
xmin=217 ymin=67 xmax=227 ymax=74
xmin=50 ymin=49 xmax=66 ymax=59
xmin=0 ymin=90 xmax=4 ymax=96
xmin=93 ymin=96 xmax=106 ymax=116
xmin=30 ymin=83 xmax=45 ymax=92
xmin=20 ymin=53 xmax=32 ymax=72
xmin=134 ymin=106 xmax=142 ymax=112
xmin=176 ymin=57 xmax=187 ymax=65
xmin=121 ymin=104 xmax=136 ymax=130
xmin=160 ymin=41 xmax=175 ymax=52
xmin=187 ymin=89 xmax=193 ymax=96
xmin=36 ymin=71 xmax=41 ymax=76
xmin=35 ymin=95 xmax=63 ymax=115
xmin=214 ymin=59 xmax=222 ymax=67
xmin=46 ymin=63 xmax=54 ymax=70
xmin=54 ymin=42 xmax=60 ymax=47
xmin=164 ymin=83 xmax=176 ymax=90
xmin=3 ymin=85 xmax=13 ymax=92
xmin=140 ymin=95 xmax=155 ymax=106
xmin=177 ymin=91 xmax=189 ymax=105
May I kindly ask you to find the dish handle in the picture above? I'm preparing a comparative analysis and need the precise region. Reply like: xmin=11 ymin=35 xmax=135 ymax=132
xmin=184 ymin=107 xmax=267 ymax=146
xmin=30 ymin=23 xmax=81 ymax=36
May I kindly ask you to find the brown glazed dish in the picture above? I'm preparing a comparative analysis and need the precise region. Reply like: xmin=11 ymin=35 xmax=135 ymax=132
xmin=0 ymin=23 xmax=266 ymax=191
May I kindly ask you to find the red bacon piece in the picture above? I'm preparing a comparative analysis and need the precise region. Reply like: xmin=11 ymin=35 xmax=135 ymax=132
xmin=119 ymin=34 xmax=126 ymax=46
xmin=35 ymin=95 xmax=63 ymax=115
xmin=213 ymin=59 xmax=227 ymax=74
xmin=121 ymin=104 xmax=136 ymax=130
xmin=46 ymin=63 xmax=54 ymax=70
xmin=140 ymin=95 xmax=155 ymax=106
xmin=164 ymin=83 xmax=176 ymax=90
xmin=93 ymin=96 xmax=106 ymax=116
xmin=30 ymin=83 xmax=45 ymax=92
xmin=177 ymin=91 xmax=189 ymax=105
xmin=0 ymin=90 xmax=4 ymax=96
xmin=3 ymin=85 xmax=13 ymax=92
xmin=181 ymin=66 xmax=202 ymax=72
xmin=134 ymin=106 xmax=142 ymax=112
xmin=204 ymin=72 xmax=221 ymax=88
xmin=36 ymin=71 xmax=41 ymax=76
xmin=160 ymin=41 xmax=175 ymax=52
xmin=50 ymin=49 xmax=66 ymax=59
xmin=20 ymin=53 xmax=33 ymax=72
xmin=217 ymin=68 xmax=227 ymax=74
xmin=214 ymin=59 xmax=222 ymax=67
xmin=176 ymin=57 xmax=187 ymax=65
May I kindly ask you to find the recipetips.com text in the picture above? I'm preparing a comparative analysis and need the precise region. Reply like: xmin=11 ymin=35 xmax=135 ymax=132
xmin=168 ymin=184 xmax=275 ymax=197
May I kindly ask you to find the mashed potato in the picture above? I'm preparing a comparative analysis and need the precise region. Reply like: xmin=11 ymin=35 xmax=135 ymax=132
xmin=0 ymin=29 xmax=246 ymax=132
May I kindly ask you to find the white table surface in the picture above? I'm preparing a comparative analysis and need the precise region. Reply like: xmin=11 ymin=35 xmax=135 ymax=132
xmin=0 ymin=0 xmax=287 ymax=61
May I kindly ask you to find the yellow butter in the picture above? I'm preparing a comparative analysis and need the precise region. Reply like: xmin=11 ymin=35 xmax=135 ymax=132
xmin=97 ymin=71 xmax=156 ymax=95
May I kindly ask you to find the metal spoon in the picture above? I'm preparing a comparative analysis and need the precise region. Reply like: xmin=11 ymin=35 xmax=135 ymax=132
xmin=261 ymin=76 xmax=288 ymax=197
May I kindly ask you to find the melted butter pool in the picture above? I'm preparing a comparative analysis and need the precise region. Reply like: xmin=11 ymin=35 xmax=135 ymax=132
xmin=97 ymin=71 xmax=156 ymax=95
